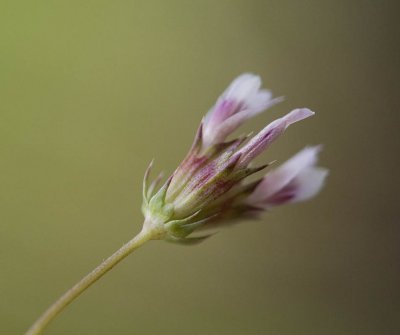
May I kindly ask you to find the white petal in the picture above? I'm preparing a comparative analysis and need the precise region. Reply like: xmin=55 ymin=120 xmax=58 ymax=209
xmin=235 ymin=110 xmax=315 ymax=167
xmin=246 ymin=91 xmax=284 ymax=117
xmin=258 ymin=146 xmax=322 ymax=199
xmin=282 ymin=108 xmax=315 ymax=126
xmin=290 ymin=167 xmax=329 ymax=203
xmin=223 ymin=73 xmax=261 ymax=102
xmin=246 ymin=145 xmax=326 ymax=207
xmin=203 ymin=74 xmax=285 ymax=147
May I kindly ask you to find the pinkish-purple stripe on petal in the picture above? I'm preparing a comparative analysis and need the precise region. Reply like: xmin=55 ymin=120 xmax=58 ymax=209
xmin=245 ymin=146 xmax=328 ymax=208
xmin=235 ymin=108 xmax=315 ymax=167
xmin=202 ymin=74 xmax=283 ymax=147
xmin=248 ymin=146 xmax=322 ymax=201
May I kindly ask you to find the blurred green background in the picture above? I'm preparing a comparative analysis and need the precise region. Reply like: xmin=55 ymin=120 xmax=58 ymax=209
xmin=1 ymin=1 xmax=399 ymax=334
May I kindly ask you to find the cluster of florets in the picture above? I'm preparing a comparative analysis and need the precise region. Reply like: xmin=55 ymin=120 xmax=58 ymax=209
xmin=142 ymin=74 xmax=328 ymax=243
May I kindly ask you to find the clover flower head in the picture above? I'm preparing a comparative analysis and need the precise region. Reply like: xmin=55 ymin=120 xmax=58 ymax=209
xmin=141 ymin=73 xmax=328 ymax=243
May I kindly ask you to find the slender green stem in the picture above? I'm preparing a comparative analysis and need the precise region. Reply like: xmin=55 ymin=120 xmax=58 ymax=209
xmin=25 ymin=226 xmax=154 ymax=335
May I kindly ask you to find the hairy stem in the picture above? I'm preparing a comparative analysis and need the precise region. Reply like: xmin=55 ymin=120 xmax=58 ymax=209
xmin=25 ymin=226 xmax=155 ymax=335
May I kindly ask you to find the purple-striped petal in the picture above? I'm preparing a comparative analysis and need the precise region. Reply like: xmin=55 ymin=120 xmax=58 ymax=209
xmin=246 ymin=146 xmax=328 ymax=208
xmin=202 ymin=73 xmax=282 ymax=147
xmin=235 ymin=108 xmax=314 ymax=167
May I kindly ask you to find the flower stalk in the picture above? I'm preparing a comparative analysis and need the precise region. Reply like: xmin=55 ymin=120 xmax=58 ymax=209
xmin=25 ymin=222 xmax=161 ymax=335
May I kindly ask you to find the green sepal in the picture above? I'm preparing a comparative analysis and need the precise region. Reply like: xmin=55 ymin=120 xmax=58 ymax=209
xmin=165 ymin=212 xmax=218 ymax=239
xmin=164 ymin=210 xmax=202 ymax=238
xmin=231 ymin=163 xmax=270 ymax=181
xmin=144 ymin=176 xmax=174 ymax=222
xmin=142 ymin=160 xmax=154 ymax=205
xmin=165 ymin=234 xmax=213 ymax=245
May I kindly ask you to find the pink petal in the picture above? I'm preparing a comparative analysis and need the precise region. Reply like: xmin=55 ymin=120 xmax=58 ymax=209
xmin=235 ymin=108 xmax=315 ymax=167
xmin=246 ymin=146 xmax=328 ymax=208
xmin=249 ymin=146 xmax=321 ymax=201
xmin=289 ymin=167 xmax=328 ymax=203
xmin=223 ymin=73 xmax=262 ymax=102
xmin=202 ymin=73 xmax=282 ymax=147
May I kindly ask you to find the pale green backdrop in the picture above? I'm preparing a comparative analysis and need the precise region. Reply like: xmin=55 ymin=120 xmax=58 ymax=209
xmin=1 ymin=1 xmax=399 ymax=334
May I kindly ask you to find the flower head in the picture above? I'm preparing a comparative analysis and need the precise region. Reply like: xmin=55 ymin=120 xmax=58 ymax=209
xmin=141 ymin=74 xmax=327 ymax=243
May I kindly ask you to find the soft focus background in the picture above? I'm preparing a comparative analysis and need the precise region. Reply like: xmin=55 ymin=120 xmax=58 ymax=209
xmin=1 ymin=1 xmax=399 ymax=334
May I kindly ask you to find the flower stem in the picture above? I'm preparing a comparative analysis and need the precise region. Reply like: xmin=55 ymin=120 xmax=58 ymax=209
xmin=25 ymin=226 xmax=155 ymax=335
